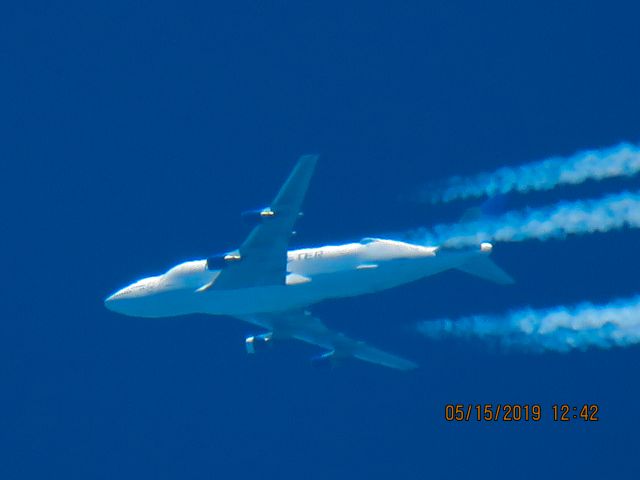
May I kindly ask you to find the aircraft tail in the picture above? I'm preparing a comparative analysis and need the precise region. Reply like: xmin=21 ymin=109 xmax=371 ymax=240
xmin=453 ymin=195 xmax=514 ymax=285
xmin=456 ymin=255 xmax=515 ymax=285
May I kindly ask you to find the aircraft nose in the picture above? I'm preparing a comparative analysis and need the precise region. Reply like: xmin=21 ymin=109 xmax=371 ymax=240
xmin=104 ymin=293 xmax=117 ymax=312
xmin=104 ymin=292 xmax=117 ymax=310
xmin=104 ymin=287 xmax=129 ymax=312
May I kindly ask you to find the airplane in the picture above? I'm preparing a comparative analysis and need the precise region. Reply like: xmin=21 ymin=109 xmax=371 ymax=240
xmin=105 ymin=155 xmax=513 ymax=370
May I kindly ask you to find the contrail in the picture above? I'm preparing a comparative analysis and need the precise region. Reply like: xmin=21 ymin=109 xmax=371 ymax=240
xmin=417 ymin=296 xmax=640 ymax=353
xmin=420 ymin=143 xmax=640 ymax=203
xmin=405 ymin=190 xmax=640 ymax=247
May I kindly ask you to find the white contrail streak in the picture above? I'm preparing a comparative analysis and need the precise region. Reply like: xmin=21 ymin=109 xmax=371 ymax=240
xmin=417 ymin=296 xmax=640 ymax=353
xmin=421 ymin=143 xmax=640 ymax=203
xmin=405 ymin=190 xmax=640 ymax=247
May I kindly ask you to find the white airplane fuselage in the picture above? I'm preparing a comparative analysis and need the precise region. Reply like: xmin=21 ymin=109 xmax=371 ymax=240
xmin=105 ymin=238 xmax=491 ymax=318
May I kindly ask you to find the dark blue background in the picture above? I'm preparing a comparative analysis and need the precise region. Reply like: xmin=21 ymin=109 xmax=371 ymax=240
xmin=3 ymin=1 xmax=640 ymax=478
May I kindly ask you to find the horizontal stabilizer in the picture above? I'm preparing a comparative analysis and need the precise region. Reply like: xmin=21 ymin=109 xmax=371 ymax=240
xmin=457 ymin=256 xmax=514 ymax=285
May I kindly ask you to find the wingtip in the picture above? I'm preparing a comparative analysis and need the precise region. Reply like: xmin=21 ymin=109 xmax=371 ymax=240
xmin=299 ymin=153 xmax=320 ymax=164
xmin=399 ymin=359 xmax=420 ymax=371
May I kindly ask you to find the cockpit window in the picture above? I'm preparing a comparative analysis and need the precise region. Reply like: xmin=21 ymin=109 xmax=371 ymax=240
xmin=360 ymin=237 xmax=378 ymax=244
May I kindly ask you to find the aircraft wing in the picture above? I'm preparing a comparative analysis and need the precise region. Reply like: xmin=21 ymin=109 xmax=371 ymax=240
xmin=238 ymin=310 xmax=418 ymax=371
xmin=210 ymin=155 xmax=318 ymax=290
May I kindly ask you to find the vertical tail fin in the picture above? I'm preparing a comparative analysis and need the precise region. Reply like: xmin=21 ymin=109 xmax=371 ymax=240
xmin=455 ymin=195 xmax=514 ymax=285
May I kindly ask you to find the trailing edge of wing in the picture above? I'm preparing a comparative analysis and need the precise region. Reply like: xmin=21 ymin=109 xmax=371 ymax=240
xmin=237 ymin=310 xmax=418 ymax=371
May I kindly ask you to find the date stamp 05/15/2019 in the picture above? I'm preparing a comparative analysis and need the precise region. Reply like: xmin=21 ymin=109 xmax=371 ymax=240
xmin=444 ymin=404 xmax=600 ymax=423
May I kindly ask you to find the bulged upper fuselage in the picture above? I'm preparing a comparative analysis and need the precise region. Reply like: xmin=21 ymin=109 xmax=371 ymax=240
xmin=104 ymin=238 xmax=488 ymax=318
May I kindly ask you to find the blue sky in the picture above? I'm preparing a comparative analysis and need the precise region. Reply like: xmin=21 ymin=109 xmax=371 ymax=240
xmin=2 ymin=1 xmax=640 ymax=478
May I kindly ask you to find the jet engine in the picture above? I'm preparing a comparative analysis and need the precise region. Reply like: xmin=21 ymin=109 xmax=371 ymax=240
xmin=206 ymin=250 xmax=242 ymax=270
xmin=310 ymin=351 xmax=339 ymax=369
xmin=241 ymin=207 xmax=276 ymax=225
xmin=245 ymin=332 xmax=274 ymax=354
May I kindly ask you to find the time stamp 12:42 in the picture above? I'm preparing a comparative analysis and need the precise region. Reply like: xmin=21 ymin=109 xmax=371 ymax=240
xmin=444 ymin=404 xmax=599 ymax=422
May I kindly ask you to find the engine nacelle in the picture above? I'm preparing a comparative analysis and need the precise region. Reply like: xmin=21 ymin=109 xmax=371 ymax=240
xmin=310 ymin=351 xmax=338 ymax=369
xmin=245 ymin=332 xmax=273 ymax=354
xmin=241 ymin=207 xmax=276 ymax=225
xmin=206 ymin=250 xmax=242 ymax=270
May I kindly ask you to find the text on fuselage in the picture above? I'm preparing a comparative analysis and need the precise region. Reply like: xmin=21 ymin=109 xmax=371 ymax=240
xmin=289 ymin=250 xmax=324 ymax=261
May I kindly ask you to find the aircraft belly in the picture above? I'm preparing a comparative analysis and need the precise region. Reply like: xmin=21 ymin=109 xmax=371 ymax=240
xmin=192 ymin=256 xmax=460 ymax=316
xmin=196 ymin=285 xmax=316 ymax=316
